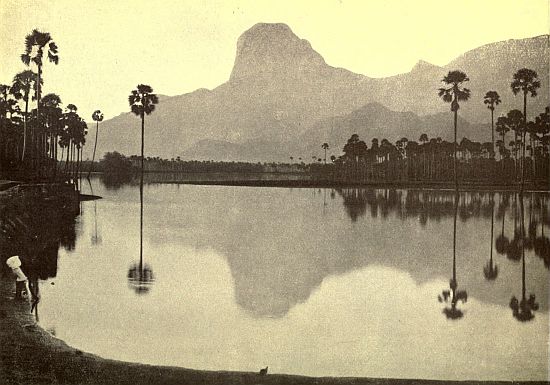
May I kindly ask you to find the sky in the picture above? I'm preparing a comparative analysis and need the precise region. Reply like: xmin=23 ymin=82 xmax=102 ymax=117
xmin=0 ymin=0 xmax=548 ymax=121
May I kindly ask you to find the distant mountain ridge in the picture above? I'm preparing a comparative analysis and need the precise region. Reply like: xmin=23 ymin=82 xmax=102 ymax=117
xmin=89 ymin=24 xmax=549 ymax=162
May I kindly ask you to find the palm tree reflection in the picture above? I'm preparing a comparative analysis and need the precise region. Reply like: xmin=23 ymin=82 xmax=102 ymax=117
xmin=438 ymin=190 xmax=468 ymax=319
xmin=128 ymin=170 xmax=154 ymax=295
xmin=483 ymin=195 xmax=498 ymax=280
xmin=533 ymin=196 xmax=550 ymax=269
xmin=87 ymin=178 xmax=102 ymax=245
xmin=506 ymin=194 xmax=522 ymax=262
xmin=510 ymin=192 xmax=539 ymax=322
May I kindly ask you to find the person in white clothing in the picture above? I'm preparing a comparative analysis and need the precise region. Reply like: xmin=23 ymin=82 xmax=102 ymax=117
xmin=6 ymin=255 xmax=31 ymax=300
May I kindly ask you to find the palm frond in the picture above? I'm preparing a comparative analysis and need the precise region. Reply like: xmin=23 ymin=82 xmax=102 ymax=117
xmin=48 ymin=52 xmax=59 ymax=65
xmin=457 ymin=88 xmax=471 ymax=101
xmin=48 ymin=42 xmax=58 ymax=54
xmin=21 ymin=54 xmax=31 ymax=66
xmin=24 ymin=34 xmax=35 ymax=54
xmin=137 ymin=84 xmax=153 ymax=94
xmin=442 ymin=70 xmax=469 ymax=85
xmin=130 ymin=104 xmax=142 ymax=116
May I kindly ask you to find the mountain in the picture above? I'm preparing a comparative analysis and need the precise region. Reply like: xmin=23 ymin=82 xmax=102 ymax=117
xmin=90 ymin=24 xmax=548 ymax=161
xmin=300 ymin=102 xmax=488 ymax=158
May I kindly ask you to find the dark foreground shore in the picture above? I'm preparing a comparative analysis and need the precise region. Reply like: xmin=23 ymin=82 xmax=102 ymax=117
xmin=1 ymin=278 xmax=547 ymax=385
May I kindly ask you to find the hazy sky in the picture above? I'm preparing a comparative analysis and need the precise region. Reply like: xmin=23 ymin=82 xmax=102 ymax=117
xmin=1 ymin=0 xmax=548 ymax=121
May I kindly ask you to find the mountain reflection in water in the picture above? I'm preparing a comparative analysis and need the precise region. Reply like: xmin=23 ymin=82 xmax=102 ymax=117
xmin=3 ymin=178 xmax=548 ymax=380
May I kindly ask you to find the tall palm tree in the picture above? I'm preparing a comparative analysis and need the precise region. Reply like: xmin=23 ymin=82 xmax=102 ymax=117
xmin=321 ymin=142 xmax=329 ymax=164
xmin=438 ymin=71 xmax=471 ymax=188
xmin=10 ymin=70 xmax=40 ymax=162
xmin=128 ymin=84 xmax=159 ymax=175
xmin=511 ymin=69 xmax=540 ymax=190
xmin=483 ymin=91 xmax=501 ymax=154
xmin=88 ymin=110 xmax=104 ymax=178
xmin=21 ymin=29 xmax=58 ymax=169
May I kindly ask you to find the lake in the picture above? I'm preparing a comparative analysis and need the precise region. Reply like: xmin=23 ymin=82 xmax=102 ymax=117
xmin=35 ymin=177 xmax=549 ymax=381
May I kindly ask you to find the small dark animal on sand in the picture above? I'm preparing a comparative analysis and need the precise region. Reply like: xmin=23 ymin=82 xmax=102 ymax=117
xmin=259 ymin=366 xmax=268 ymax=376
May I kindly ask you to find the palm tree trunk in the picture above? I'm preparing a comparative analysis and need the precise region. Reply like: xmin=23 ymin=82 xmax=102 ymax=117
xmin=22 ymin=96 xmax=29 ymax=162
xmin=490 ymin=197 xmax=494 ymax=268
xmin=491 ymin=108 xmax=495 ymax=157
xmin=36 ymin=64 xmax=42 ymax=175
xmin=520 ymin=192 xmax=526 ymax=301
xmin=521 ymin=91 xmax=527 ymax=192
xmin=88 ymin=121 xmax=99 ymax=178
xmin=454 ymin=109 xmax=458 ymax=189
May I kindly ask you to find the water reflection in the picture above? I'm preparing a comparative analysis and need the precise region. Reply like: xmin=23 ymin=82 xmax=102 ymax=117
xmin=9 ymin=179 xmax=548 ymax=380
xmin=85 ymin=179 xmax=102 ymax=246
xmin=127 ymin=171 xmax=155 ymax=294
xmin=509 ymin=192 xmax=540 ymax=322
xmin=483 ymin=196 xmax=498 ymax=280
xmin=438 ymin=191 xmax=468 ymax=319
xmin=0 ymin=191 xmax=79 ymax=321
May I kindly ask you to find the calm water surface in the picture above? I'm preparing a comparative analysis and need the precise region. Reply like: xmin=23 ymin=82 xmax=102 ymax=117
xmin=36 ymin=178 xmax=549 ymax=381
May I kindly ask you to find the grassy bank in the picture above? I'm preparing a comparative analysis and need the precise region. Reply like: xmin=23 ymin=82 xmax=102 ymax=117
xmin=1 ymin=277 xmax=547 ymax=385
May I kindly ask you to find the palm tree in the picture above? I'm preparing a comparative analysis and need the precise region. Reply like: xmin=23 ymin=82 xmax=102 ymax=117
xmin=10 ymin=70 xmax=40 ymax=162
xmin=21 ymin=29 xmax=58 ymax=169
xmin=438 ymin=71 xmax=471 ymax=188
xmin=321 ymin=142 xmax=329 ymax=164
xmin=88 ymin=110 xmax=104 ymax=178
xmin=495 ymin=115 xmax=510 ymax=163
xmin=128 ymin=84 xmax=159 ymax=175
xmin=40 ymin=93 xmax=63 ymax=178
xmin=511 ymin=69 xmax=540 ymax=190
xmin=506 ymin=109 xmax=524 ymax=181
xmin=483 ymin=91 xmax=501 ymax=154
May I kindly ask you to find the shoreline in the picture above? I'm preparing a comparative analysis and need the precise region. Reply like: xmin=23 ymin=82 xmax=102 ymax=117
xmin=145 ymin=178 xmax=550 ymax=192
xmin=0 ymin=277 xmax=547 ymax=385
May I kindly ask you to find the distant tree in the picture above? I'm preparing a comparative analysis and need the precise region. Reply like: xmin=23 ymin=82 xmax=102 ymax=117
xmin=506 ymin=109 xmax=524 ymax=180
xmin=483 ymin=91 xmax=501 ymax=154
xmin=438 ymin=71 xmax=471 ymax=188
xmin=321 ymin=142 xmax=329 ymax=164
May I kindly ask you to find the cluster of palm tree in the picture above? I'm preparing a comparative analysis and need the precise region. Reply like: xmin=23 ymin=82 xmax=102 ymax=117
xmin=0 ymin=29 xmax=102 ymax=182
xmin=318 ymin=68 xmax=548 ymax=187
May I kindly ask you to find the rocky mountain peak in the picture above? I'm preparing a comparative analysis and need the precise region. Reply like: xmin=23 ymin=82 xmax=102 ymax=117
xmin=229 ymin=23 xmax=326 ymax=81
